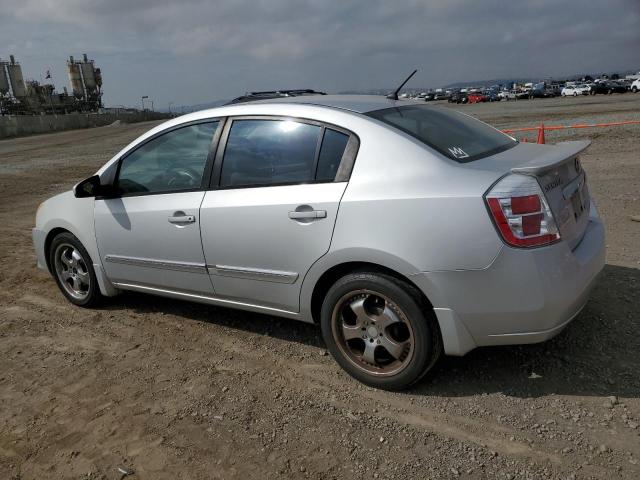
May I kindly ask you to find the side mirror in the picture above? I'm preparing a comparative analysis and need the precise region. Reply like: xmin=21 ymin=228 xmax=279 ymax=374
xmin=73 ymin=175 xmax=102 ymax=198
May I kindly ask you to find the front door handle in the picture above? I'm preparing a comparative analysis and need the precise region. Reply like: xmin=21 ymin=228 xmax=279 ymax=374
xmin=288 ymin=210 xmax=327 ymax=220
xmin=168 ymin=214 xmax=196 ymax=224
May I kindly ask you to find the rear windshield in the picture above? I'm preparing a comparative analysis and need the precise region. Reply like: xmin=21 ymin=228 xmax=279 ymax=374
xmin=366 ymin=105 xmax=517 ymax=162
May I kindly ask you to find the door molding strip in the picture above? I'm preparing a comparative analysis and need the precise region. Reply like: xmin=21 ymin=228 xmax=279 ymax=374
xmin=105 ymin=254 xmax=208 ymax=274
xmin=111 ymin=282 xmax=299 ymax=317
xmin=208 ymin=264 xmax=299 ymax=284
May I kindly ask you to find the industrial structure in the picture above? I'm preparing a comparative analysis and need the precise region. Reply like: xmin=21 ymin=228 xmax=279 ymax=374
xmin=0 ymin=54 xmax=103 ymax=115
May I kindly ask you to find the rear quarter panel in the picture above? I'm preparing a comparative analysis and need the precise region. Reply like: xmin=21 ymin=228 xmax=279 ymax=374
xmin=330 ymin=125 xmax=503 ymax=273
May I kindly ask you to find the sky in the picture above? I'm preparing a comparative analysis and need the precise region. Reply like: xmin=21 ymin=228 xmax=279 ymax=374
xmin=1 ymin=0 xmax=639 ymax=109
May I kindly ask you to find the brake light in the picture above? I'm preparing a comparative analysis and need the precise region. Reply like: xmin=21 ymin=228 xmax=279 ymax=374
xmin=485 ymin=174 xmax=560 ymax=248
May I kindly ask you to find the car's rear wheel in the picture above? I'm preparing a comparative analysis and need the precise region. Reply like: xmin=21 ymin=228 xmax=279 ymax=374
xmin=49 ymin=232 xmax=101 ymax=307
xmin=320 ymin=272 xmax=442 ymax=390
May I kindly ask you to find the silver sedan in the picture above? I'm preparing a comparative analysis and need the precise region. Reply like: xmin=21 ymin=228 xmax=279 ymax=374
xmin=33 ymin=95 xmax=605 ymax=390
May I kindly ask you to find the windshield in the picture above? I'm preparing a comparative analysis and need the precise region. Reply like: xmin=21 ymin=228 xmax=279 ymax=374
xmin=366 ymin=105 xmax=517 ymax=162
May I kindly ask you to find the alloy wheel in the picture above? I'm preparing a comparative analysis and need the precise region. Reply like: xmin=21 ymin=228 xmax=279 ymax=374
xmin=331 ymin=289 xmax=414 ymax=376
xmin=53 ymin=243 xmax=91 ymax=300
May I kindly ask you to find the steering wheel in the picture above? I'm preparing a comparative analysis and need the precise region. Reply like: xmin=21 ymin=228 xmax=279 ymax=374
xmin=166 ymin=168 xmax=200 ymax=188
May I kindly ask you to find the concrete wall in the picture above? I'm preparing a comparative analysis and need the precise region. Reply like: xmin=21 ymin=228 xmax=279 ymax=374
xmin=0 ymin=111 xmax=170 ymax=139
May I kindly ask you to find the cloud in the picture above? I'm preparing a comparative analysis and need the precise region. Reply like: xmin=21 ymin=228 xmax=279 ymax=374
xmin=1 ymin=0 xmax=638 ymax=107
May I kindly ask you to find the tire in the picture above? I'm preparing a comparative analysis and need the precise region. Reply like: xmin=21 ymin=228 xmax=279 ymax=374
xmin=573 ymin=92 xmax=578 ymax=96
xmin=49 ymin=232 xmax=102 ymax=307
xmin=633 ymin=87 xmax=638 ymax=93
xmin=320 ymin=272 xmax=442 ymax=390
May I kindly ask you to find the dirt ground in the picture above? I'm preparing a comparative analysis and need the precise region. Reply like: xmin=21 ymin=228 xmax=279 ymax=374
xmin=0 ymin=94 xmax=639 ymax=480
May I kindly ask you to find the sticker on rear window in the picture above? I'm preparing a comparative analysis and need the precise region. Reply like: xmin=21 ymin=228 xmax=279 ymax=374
xmin=448 ymin=147 xmax=469 ymax=159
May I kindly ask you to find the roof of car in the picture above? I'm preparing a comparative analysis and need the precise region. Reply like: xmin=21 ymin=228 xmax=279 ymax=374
xmin=247 ymin=94 xmax=425 ymax=114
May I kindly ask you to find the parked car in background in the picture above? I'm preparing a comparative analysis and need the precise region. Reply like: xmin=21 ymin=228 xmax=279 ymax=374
xmin=500 ymin=90 xmax=517 ymax=101
xmin=631 ymin=79 xmax=640 ymax=93
xmin=561 ymin=85 xmax=589 ymax=96
xmin=590 ymin=81 xmax=627 ymax=95
xmin=618 ymin=79 xmax=633 ymax=91
xmin=448 ymin=91 xmax=468 ymax=104
xmin=484 ymin=90 xmax=500 ymax=102
xmin=549 ymin=84 xmax=564 ymax=96
xmin=467 ymin=92 xmax=488 ymax=103
xmin=529 ymin=82 xmax=553 ymax=99
xmin=433 ymin=92 xmax=447 ymax=101
xmin=32 ymin=94 xmax=605 ymax=390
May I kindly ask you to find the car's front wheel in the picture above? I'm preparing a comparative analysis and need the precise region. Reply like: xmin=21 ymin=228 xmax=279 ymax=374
xmin=49 ymin=232 xmax=101 ymax=307
xmin=320 ymin=272 xmax=442 ymax=390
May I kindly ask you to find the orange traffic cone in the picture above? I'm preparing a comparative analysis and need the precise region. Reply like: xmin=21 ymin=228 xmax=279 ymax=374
xmin=537 ymin=122 xmax=546 ymax=144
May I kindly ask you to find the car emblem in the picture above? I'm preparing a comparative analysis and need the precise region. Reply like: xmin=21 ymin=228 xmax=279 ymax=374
xmin=574 ymin=158 xmax=581 ymax=174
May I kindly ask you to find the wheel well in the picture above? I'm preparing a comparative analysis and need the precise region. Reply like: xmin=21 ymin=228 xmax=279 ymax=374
xmin=43 ymin=227 xmax=71 ymax=273
xmin=310 ymin=261 xmax=433 ymax=324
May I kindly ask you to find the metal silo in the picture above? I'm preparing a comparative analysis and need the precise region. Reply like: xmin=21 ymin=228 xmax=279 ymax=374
xmin=7 ymin=55 xmax=26 ymax=98
xmin=94 ymin=67 xmax=102 ymax=88
xmin=80 ymin=61 xmax=97 ymax=93
xmin=67 ymin=56 xmax=84 ymax=99
xmin=0 ymin=62 xmax=10 ymax=95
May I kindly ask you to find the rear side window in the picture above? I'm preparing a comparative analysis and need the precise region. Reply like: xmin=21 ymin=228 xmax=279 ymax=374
xmin=221 ymin=119 xmax=321 ymax=187
xmin=366 ymin=105 xmax=516 ymax=162
xmin=316 ymin=128 xmax=349 ymax=181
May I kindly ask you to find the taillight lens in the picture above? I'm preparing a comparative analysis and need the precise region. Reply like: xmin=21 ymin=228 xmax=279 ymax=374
xmin=485 ymin=174 xmax=560 ymax=248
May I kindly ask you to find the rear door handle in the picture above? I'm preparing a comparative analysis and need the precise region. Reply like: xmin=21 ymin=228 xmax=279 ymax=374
xmin=288 ymin=210 xmax=327 ymax=220
xmin=168 ymin=215 xmax=196 ymax=224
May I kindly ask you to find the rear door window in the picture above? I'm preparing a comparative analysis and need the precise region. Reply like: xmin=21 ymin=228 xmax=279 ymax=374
xmin=220 ymin=119 xmax=321 ymax=188
xmin=366 ymin=105 xmax=516 ymax=162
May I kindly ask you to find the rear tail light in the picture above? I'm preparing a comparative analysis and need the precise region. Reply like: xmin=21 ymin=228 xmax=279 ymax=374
xmin=485 ymin=174 xmax=560 ymax=248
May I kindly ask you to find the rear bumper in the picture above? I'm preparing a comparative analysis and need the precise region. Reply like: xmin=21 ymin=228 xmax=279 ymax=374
xmin=416 ymin=205 xmax=605 ymax=356
xmin=32 ymin=228 xmax=48 ymax=271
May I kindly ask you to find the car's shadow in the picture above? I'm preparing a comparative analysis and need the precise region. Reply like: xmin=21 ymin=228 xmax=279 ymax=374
xmin=100 ymin=263 xmax=640 ymax=399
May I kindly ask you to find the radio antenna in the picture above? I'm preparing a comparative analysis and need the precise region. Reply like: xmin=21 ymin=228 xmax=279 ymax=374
xmin=387 ymin=69 xmax=418 ymax=100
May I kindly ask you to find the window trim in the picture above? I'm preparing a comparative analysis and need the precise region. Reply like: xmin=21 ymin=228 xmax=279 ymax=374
xmin=103 ymin=118 xmax=225 ymax=199
xmin=209 ymin=115 xmax=359 ymax=191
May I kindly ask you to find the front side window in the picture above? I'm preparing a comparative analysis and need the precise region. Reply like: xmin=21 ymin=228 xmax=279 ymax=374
xmin=366 ymin=105 xmax=516 ymax=162
xmin=117 ymin=122 xmax=218 ymax=194
xmin=220 ymin=119 xmax=321 ymax=187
